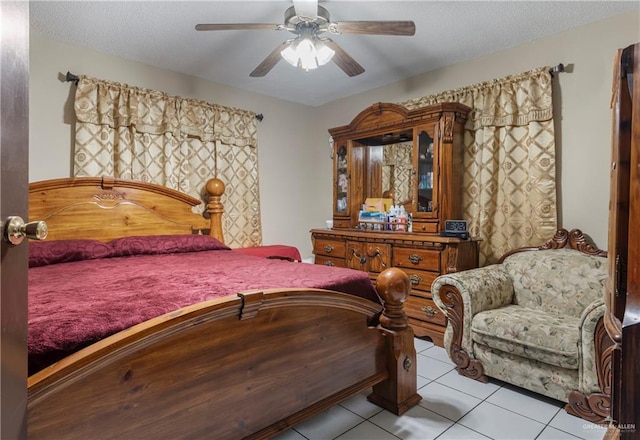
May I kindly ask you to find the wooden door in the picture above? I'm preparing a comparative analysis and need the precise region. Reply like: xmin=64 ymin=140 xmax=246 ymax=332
xmin=0 ymin=2 xmax=29 ymax=439
xmin=607 ymin=42 xmax=640 ymax=439
xmin=619 ymin=42 xmax=640 ymax=439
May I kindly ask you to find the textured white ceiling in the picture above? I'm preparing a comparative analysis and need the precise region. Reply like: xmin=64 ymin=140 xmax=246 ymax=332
xmin=30 ymin=1 xmax=639 ymax=106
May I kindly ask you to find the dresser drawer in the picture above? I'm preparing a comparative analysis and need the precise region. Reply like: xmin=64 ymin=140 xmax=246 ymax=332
xmin=332 ymin=219 xmax=351 ymax=229
xmin=313 ymin=238 xmax=346 ymax=258
xmin=365 ymin=243 xmax=391 ymax=273
xmin=400 ymin=268 xmax=438 ymax=294
xmin=405 ymin=296 xmax=446 ymax=326
xmin=314 ymin=255 xmax=346 ymax=268
xmin=346 ymin=241 xmax=391 ymax=274
xmin=393 ymin=247 xmax=440 ymax=271
xmin=411 ymin=220 xmax=438 ymax=234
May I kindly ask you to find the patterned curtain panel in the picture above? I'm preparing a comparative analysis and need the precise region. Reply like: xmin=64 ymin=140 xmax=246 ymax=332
xmin=401 ymin=67 xmax=558 ymax=264
xmin=73 ymin=75 xmax=262 ymax=247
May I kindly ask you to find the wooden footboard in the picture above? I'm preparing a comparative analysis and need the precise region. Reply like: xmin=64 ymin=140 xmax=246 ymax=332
xmin=27 ymin=177 xmax=420 ymax=437
xmin=28 ymin=268 xmax=420 ymax=439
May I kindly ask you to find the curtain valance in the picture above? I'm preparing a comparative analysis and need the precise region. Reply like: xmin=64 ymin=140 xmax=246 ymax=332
xmin=403 ymin=67 xmax=553 ymax=130
xmin=74 ymin=76 xmax=257 ymax=148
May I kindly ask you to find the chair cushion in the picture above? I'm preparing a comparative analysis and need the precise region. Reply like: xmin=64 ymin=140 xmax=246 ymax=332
xmin=471 ymin=305 xmax=580 ymax=369
xmin=473 ymin=344 xmax=578 ymax=402
xmin=503 ymin=249 xmax=607 ymax=317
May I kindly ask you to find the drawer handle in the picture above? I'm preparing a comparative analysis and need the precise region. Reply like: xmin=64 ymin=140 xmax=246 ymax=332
xmin=350 ymin=248 xmax=367 ymax=265
xmin=324 ymin=244 xmax=334 ymax=253
xmin=421 ymin=306 xmax=438 ymax=317
xmin=324 ymin=261 xmax=335 ymax=267
xmin=408 ymin=254 xmax=423 ymax=265
xmin=409 ymin=274 xmax=423 ymax=285
xmin=367 ymin=248 xmax=387 ymax=268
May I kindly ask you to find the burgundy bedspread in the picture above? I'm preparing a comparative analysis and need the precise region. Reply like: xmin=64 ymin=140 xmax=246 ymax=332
xmin=28 ymin=238 xmax=379 ymax=375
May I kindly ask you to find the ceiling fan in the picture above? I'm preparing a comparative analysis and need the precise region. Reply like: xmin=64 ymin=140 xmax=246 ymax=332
xmin=195 ymin=0 xmax=415 ymax=77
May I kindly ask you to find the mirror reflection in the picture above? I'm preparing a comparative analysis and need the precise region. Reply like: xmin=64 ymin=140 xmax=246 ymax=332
xmin=381 ymin=141 xmax=413 ymax=206
xmin=355 ymin=130 xmax=413 ymax=208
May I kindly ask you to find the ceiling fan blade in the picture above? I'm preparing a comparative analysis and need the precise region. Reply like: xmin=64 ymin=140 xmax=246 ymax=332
xmin=195 ymin=23 xmax=281 ymax=31
xmin=249 ymin=41 xmax=289 ymax=77
xmin=292 ymin=0 xmax=318 ymax=20
xmin=330 ymin=21 xmax=416 ymax=36
xmin=324 ymin=39 xmax=365 ymax=77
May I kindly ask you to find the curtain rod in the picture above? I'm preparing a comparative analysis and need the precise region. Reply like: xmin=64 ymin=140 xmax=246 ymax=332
xmin=65 ymin=71 xmax=79 ymax=84
xmin=64 ymin=71 xmax=264 ymax=122
xmin=548 ymin=63 xmax=565 ymax=77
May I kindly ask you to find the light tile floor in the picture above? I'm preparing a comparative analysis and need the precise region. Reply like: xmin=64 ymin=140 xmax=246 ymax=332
xmin=273 ymin=338 xmax=607 ymax=440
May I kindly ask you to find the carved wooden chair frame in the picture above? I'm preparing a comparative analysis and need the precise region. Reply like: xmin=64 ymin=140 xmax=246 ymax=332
xmin=436 ymin=228 xmax=613 ymax=423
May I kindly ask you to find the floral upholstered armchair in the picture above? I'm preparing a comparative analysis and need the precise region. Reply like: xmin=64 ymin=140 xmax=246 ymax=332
xmin=432 ymin=229 xmax=613 ymax=423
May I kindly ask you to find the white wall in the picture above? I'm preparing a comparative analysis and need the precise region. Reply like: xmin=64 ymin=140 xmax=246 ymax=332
xmin=29 ymin=10 xmax=639 ymax=258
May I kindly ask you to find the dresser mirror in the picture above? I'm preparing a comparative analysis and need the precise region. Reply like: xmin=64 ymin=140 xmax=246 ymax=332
xmin=353 ymin=129 xmax=413 ymax=206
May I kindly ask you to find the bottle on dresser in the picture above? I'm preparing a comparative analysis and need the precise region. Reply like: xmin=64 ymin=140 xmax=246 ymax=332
xmin=397 ymin=206 xmax=408 ymax=231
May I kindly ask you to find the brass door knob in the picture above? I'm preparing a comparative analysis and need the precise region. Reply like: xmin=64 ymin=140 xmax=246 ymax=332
xmin=3 ymin=216 xmax=48 ymax=246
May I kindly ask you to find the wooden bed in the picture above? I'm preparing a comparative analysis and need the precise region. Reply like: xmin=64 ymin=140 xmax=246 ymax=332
xmin=27 ymin=176 xmax=421 ymax=439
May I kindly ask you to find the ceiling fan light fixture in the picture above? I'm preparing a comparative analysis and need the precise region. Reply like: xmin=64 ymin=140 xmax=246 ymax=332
xmin=297 ymin=38 xmax=318 ymax=70
xmin=197 ymin=2 xmax=415 ymax=78
xmin=315 ymin=39 xmax=335 ymax=66
xmin=280 ymin=36 xmax=335 ymax=72
xmin=280 ymin=40 xmax=300 ymax=66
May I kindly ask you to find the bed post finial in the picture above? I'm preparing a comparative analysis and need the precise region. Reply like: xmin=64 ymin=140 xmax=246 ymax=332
xmin=205 ymin=178 xmax=225 ymax=244
xmin=368 ymin=267 xmax=421 ymax=415
xmin=375 ymin=267 xmax=410 ymax=331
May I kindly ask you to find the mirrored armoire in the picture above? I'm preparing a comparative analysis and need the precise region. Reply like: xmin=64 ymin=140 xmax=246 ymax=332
xmin=311 ymin=102 xmax=479 ymax=346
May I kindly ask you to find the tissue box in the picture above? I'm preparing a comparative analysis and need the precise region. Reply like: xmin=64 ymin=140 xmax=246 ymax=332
xmin=359 ymin=211 xmax=385 ymax=221
xmin=358 ymin=210 xmax=387 ymax=231
xmin=364 ymin=198 xmax=393 ymax=212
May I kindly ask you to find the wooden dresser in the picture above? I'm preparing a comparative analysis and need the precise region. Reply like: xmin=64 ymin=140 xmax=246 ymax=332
xmin=311 ymin=228 xmax=478 ymax=346
xmin=313 ymin=101 xmax=479 ymax=346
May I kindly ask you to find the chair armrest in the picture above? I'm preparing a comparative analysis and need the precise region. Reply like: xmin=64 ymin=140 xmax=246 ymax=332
xmin=431 ymin=265 xmax=514 ymax=368
xmin=432 ymin=265 xmax=514 ymax=317
xmin=578 ymin=298 xmax=609 ymax=394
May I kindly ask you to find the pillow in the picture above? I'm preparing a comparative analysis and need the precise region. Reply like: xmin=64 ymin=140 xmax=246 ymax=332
xmin=29 ymin=239 xmax=112 ymax=267
xmin=109 ymin=234 xmax=230 ymax=257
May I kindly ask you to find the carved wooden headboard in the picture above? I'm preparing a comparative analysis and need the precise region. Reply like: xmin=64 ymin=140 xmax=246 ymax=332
xmin=28 ymin=176 xmax=226 ymax=243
